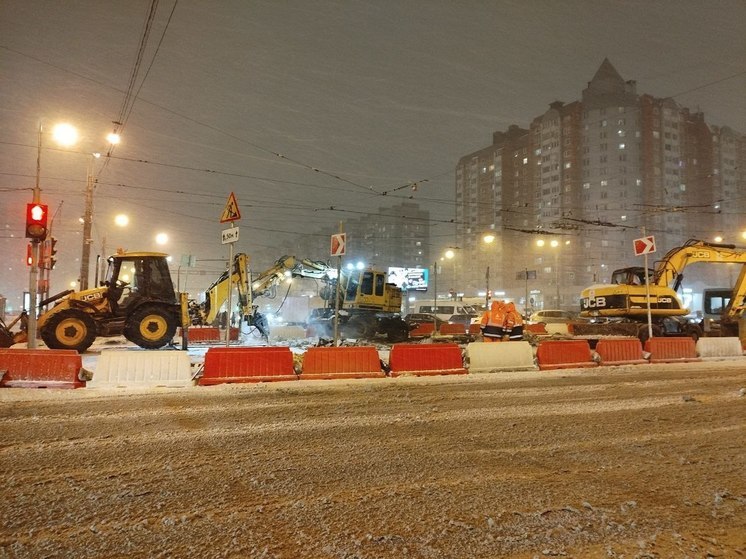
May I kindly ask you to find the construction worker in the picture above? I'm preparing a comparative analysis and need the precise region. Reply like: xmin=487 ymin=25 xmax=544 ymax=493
xmin=503 ymin=302 xmax=524 ymax=341
xmin=480 ymin=300 xmax=506 ymax=342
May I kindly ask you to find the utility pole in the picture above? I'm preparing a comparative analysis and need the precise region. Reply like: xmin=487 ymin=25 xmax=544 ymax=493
xmin=79 ymin=158 xmax=96 ymax=290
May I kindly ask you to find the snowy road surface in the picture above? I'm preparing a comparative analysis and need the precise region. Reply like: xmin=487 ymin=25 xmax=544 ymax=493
xmin=2 ymin=360 xmax=745 ymax=558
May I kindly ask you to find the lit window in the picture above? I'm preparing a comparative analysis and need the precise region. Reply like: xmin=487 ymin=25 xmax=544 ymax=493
xmin=523 ymin=157 xmax=528 ymax=164
xmin=564 ymin=162 xmax=571 ymax=169
xmin=619 ymin=143 xmax=626 ymax=149
xmin=621 ymin=215 xmax=627 ymax=221
xmin=600 ymin=180 xmax=608 ymax=187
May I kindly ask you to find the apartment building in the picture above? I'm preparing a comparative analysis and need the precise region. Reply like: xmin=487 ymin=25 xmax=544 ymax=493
xmin=456 ymin=59 xmax=745 ymax=311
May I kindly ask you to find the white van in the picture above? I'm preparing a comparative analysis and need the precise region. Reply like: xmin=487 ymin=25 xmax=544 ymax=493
xmin=414 ymin=303 xmax=479 ymax=323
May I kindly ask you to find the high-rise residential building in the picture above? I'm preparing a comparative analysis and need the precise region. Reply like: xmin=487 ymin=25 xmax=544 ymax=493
xmin=456 ymin=59 xmax=745 ymax=312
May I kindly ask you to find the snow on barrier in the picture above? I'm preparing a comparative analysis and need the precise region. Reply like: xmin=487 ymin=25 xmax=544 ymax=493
xmin=524 ymin=323 xmax=548 ymax=335
xmin=695 ymin=337 xmax=744 ymax=359
xmin=439 ymin=323 xmax=468 ymax=336
xmin=300 ymin=346 xmax=385 ymax=380
xmin=89 ymin=349 xmax=193 ymax=388
xmin=199 ymin=346 xmax=297 ymax=385
xmin=180 ymin=327 xmax=239 ymax=343
xmin=466 ymin=341 xmax=536 ymax=373
xmin=388 ymin=343 xmax=467 ymax=377
xmin=409 ymin=323 xmax=436 ymax=338
xmin=644 ymin=337 xmax=700 ymax=364
xmin=0 ymin=348 xmax=90 ymax=389
xmin=536 ymin=339 xmax=597 ymax=371
xmin=594 ymin=338 xmax=648 ymax=366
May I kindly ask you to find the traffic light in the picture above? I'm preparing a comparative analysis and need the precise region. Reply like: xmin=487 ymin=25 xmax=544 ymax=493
xmin=48 ymin=237 xmax=58 ymax=270
xmin=26 ymin=243 xmax=33 ymax=266
xmin=25 ymin=203 xmax=48 ymax=240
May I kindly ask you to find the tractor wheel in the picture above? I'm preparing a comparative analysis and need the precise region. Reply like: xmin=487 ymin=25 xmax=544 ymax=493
xmin=124 ymin=304 xmax=178 ymax=349
xmin=40 ymin=309 xmax=98 ymax=353
xmin=637 ymin=323 xmax=662 ymax=346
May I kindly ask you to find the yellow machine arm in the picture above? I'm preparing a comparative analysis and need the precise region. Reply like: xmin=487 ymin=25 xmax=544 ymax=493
xmin=653 ymin=239 xmax=746 ymax=289
xmin=201 ymin=253 xmax=252 ymax=325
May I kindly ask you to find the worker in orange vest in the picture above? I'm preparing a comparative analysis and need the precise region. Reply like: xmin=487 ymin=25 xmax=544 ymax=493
xmin=480 ymin=300 xmax=506 ymax=342
xmin=503 ymin=302 xmax=524 ymax=341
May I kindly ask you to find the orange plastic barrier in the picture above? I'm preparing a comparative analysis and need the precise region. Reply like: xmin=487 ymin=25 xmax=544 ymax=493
xmin=0 ymin=349 xmax=88 ymax=389
xmin=409 ymin=323 xmax=436 ymax=337
xmin=388 ymin=343 xmax=467 ymax=377
xmin=439 ymin=323 xmax=468 ymax=335
xmin=300 ymin=346 xmax=385 ymax=380
xmin=468 ymin=324 xmax=482 ymax=336
xmin=536 ymin=340 xmax=597 ymax=371
xmin=180 ymin=327 xmax=239 ymax=343
xmin=524 ymin=323 xmax=548 ymax=335
xmin=595 ymin=338 xmax=648 ymax=366
xmin=644 ymin=337 xmax=701 ymax=363
xmin=199 ymin=347 xmax=297 ymax=385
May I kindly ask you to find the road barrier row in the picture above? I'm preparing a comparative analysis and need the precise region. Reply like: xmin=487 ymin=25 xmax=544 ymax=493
xmin=4 ymin=336 xmax=740 ymax=389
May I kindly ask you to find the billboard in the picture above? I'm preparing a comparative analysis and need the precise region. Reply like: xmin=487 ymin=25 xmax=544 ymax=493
xmin=387 ymin=267 xmax=428 ymax=291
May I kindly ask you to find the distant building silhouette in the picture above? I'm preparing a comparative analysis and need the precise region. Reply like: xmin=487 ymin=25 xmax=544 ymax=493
xmin=456 ymin=58 xmax=745 ymax=310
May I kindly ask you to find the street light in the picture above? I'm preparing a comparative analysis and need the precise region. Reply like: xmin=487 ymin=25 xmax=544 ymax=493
xmin=482 ymin=233 xmax=496 ymax=308
xmin=536 ymin=238 xmax=569 ymax=309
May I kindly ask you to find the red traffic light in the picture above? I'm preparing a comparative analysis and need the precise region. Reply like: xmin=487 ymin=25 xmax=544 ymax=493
xmin=25 ymin=203 xmax=49 ymax=240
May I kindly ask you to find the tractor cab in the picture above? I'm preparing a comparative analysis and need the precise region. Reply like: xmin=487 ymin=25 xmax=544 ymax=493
xmin=104 ymin=252 xmax=177 ymax=313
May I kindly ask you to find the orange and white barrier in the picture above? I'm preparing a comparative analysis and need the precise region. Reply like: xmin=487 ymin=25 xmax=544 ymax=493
xmin=199 ymin=346 xmax=297 ymax=385
xmin=300 ymin=346 xmax=385 ymax=380
xmin=388 ymin=343 xmax=467 ymax=377
xmin=0 ymin=349 xmax=90 ymax=389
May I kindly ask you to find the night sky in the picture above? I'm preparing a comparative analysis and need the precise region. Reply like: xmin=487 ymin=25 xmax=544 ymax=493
xmin=1 ymin=0 xmax=744 ymax=308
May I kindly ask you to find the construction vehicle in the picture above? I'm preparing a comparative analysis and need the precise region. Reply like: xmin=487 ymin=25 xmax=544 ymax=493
xmin=239 ymin=255 xmax=411 ymax=342
xmin=0 ymin=250 xmax=410 ymax=353
xmin=578 ymin=239 xmax=746 ymax=340
xmin=0 ymin=251 xmax=184 ymax=353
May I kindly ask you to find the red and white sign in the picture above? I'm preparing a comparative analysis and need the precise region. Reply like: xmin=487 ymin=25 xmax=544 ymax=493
xmin=633 ymin=235 xmax=656 ymax=256
xmin=331 ymin=233 xmax=346 ymax=256
xmin=220 ymin=192 xmax=241 ymax=223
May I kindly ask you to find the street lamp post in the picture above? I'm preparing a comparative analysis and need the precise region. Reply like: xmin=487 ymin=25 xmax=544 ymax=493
xmin=537 ymin=238 xmax=568 ymax=309
xmin=27 ymin=122 xmax=78 ymax=348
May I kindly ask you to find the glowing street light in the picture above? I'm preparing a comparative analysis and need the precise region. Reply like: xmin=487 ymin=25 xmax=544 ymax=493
xmin=155 ymin=232 xmax=169 ymax=245
xmin=114 ymin=214 xmax=129 ymax=227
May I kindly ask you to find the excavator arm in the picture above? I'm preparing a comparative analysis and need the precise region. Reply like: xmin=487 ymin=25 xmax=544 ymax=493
xmin=653 ymin=240 xmax=746 ymax=288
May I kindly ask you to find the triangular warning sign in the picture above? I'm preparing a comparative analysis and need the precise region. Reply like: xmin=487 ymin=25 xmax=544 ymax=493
xmin=220 ymin=192 xmax=241 ymax=223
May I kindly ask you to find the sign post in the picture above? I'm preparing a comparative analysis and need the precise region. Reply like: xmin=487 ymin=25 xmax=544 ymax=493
xmin=221 ymin=192 xmax=242 ymax=346
xmin=330 ymin=228 xmax=346 ymax=345
xmin=633 ymin=233 xmax=656 ymax=340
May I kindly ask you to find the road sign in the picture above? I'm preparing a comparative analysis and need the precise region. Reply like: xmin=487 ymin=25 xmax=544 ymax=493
xmin=222 ymin=226 xmax=239 ymax=244
xmin=220 ymin=192 xmax=241 ymax=223
xmin=633 ymin=235 xmax=656 ymax=256
xmin=331 ymin=233 xmax=346 ymax=256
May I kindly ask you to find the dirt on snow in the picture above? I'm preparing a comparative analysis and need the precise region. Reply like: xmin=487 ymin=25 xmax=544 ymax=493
xmin=1 ymin=360 xmax=745 ymax=558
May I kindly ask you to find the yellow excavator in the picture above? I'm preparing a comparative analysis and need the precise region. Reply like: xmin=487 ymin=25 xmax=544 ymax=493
xmin=205 ymin=254 xmax=410 ymax=342
xmin=578 ymin=239 xmax=746 ymax=340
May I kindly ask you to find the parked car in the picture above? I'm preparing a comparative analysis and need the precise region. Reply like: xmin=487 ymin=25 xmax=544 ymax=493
xmin=404 ymin=313 xmax=447 ymax=329
xmin=447 ymin=314 xmax=480 ymax=327
xmin=528 ymin=309 xmax=585 ymax=324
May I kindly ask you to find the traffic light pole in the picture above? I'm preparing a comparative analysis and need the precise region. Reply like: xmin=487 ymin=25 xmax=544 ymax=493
xmin=27 ymin=123 xmax=43 ymax=349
